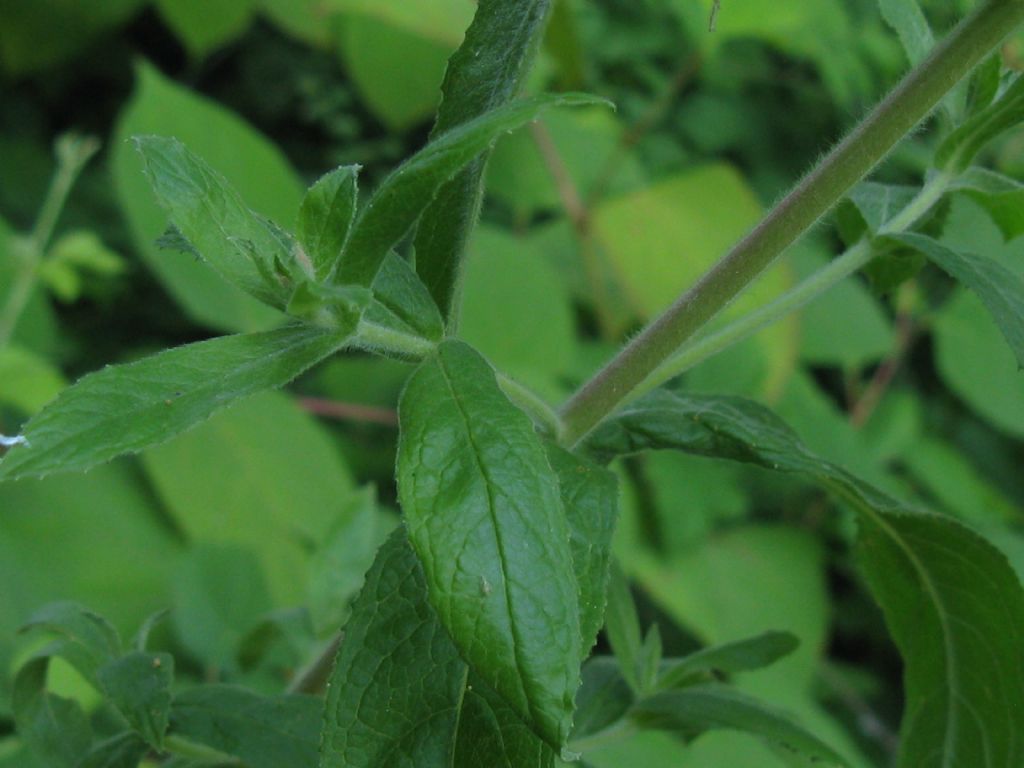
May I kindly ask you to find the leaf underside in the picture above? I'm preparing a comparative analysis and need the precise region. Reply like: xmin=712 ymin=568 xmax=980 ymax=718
xmin=585 ymin=390 xmax=1024 ymax=767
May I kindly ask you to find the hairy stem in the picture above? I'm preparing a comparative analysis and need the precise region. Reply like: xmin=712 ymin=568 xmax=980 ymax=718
xmin=558 ymin=0 xmax=1024 ymax=445
xmin=355 ymin=319 xmax=437 ymax=358
xmin=629 ymin=171 xmax=952 ymax=401
xmin=497 ymin=373 xmax=562 ymax=436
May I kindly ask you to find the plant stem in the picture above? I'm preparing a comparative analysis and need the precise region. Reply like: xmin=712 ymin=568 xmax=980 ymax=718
xmin=531 ymin=121 xmax=620 ymax=339
xmin=298 ymin=397 xmax=399 ymax=427
xmin=0 ymin=134 xmax=99 ymax=347
xmin=0 ymin=264 xmax=37 ymax=349
xmin=497 ymin=373 xmax=563 ymax=436
xmin=558 ymin=0 xmax=1024 ymax=446
xmin=851 ymin=317 xmax=916 ymax=427
xmin=286 ymin=632 xmax=343 ymax=695
xmin=628 ymin=171 xmax=951 ymax=401
xmin=355 ymin=319 xmax=437 ymax=358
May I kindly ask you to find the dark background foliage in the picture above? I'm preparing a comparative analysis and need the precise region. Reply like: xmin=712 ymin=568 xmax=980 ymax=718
xmin=1 ymin=1 xmax=1022 ymax=765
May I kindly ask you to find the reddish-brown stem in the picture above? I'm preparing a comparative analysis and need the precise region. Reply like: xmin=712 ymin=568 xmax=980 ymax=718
xmin=297 ymin=397 xmax=398 ymax=427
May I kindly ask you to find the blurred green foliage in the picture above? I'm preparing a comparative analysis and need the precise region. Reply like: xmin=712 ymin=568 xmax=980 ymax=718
xmin=0 ymin=0 xmax=1023 ymax=765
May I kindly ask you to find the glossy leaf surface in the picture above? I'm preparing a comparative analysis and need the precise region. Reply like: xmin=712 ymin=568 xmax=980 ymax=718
xmin=398 ymin=340 xmax=580 ymax=747
xmin=319 ymin=530 xmax=556 ymax=768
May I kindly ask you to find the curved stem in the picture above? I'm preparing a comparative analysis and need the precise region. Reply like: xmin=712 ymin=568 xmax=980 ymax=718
xmin=628 ymin=171 xmax=953 ymax=401
xmin=497 ymin=373 xmax=563 ymax=436
xmin=558 ymin=0 xmax=1024 ymax=446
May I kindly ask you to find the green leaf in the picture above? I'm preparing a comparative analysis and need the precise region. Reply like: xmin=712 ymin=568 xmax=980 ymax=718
xmin=133 ymin=135 xmax=299 ymax=309
xmin=631 ymin=685 xmax=849 ymax=766
xmin=169 ymin=686 xmax=320 ymax=768
xmin=0 ymin=325 xmax=349 ymax=481
xmin=593 ymin=165 xmax=798 ymax=397
xmin=18 ymin=602 xmax=121 ymax=686
xmin=12 ymin=657 xmax=92 ymax=768
xmin=454 ymin=676 xmax=558 ymax=767
xmin=572 ymin=657 xmax=634 ymax=743
xmin=40 ymin=230 xmax=125 ymax=303
xmin=792 ymin=245 xmax=893 ymax=369
xmin=0 ymin=340 xmax=63 ymax=420
xmin=950 ymin=168 xmax=1024 ymax=242
xmin=307 ymin=488 xmax=389 ymax=636
xmin=155 ymin=0 xmax=253 ymax=58
xmin=97 ymin=652 xmax=173 ymax=749
xmin=397 ymin=340 xmax=581 ymax=747
xmin=297 ymin=166 xmax=360 ymax=282
xmin=837 ymin=182 xmax=919 ymax=241
xmin=876 ymin=0 xmax=933 ymax=67
xmin=319 ymin=530 xmax=469 ymax=768
xmin=546 ymin=444 xmax=618 ymax=656
xmin=459 ymin=227 xmax=577 ymax=392
xmin=667 ymin=0 xmax=865 ymax=107
xmin=320 ymin=529 xmax=556 ymax=768
xmin=336 ymin=93 xmax=606 ymax=287
xmin=0 ymin=0 xmax=143 ymax=74
xmin=657 ymin=632 xmax=800 ymax=691
xmin=630 ymin=525 xmax=829 ymax=702
xmin=335 ymin=0 xmax=472 ymax=130
xmin=0 ymin=464 xmax=178 ymax=715
xmin=75 ymin=732 xmax=148 ymax=768
xmin=367 ymin=252 xmax=445 ymax=342
xmin=144 ymin=391 xmax=355 ymax=606
xmin=902 ymin=437 xmax=1018 ymax=525
xmin=932 ymin=207 xmax=1024 ymax=437
xmin=936 ymin=73 xmax=1024 ymax=173
xmin=486 ymin=106 xmax=646 ymax=217
xmin=585 ymin=390 xmax=1024 ymax=767
xmin=133 ymin=610 xmax=169 ymax=652
xmin=413 ymin=0 xmax=555 ymax=320
xmin=112 ymin=62 xmax=302 ymax=332
xmin=171 ymin=545 xmax=272 ymax=672
xmin=637 ymin=626 xmax=663 ymax=695
xmin=603 ymin=563 xmax=644 ymax=694
xmin=856 ymin=512 xmax=1024 ymax=766
xmin=889 ymin=232 xmax=1024 ymax=367
xmin=966 ymin=54 xmax=1003 ymax=117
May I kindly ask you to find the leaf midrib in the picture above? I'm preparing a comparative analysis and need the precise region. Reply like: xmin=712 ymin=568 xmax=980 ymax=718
xmin=834 ymin=487 xmax=965 ymax=768
xmin=434 ymin=352 xmax=536 ymax=728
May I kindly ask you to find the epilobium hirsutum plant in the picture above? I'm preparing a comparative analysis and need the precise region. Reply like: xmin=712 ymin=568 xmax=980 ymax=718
xmin=5 ymin=0 xmax=1024 ymax=765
